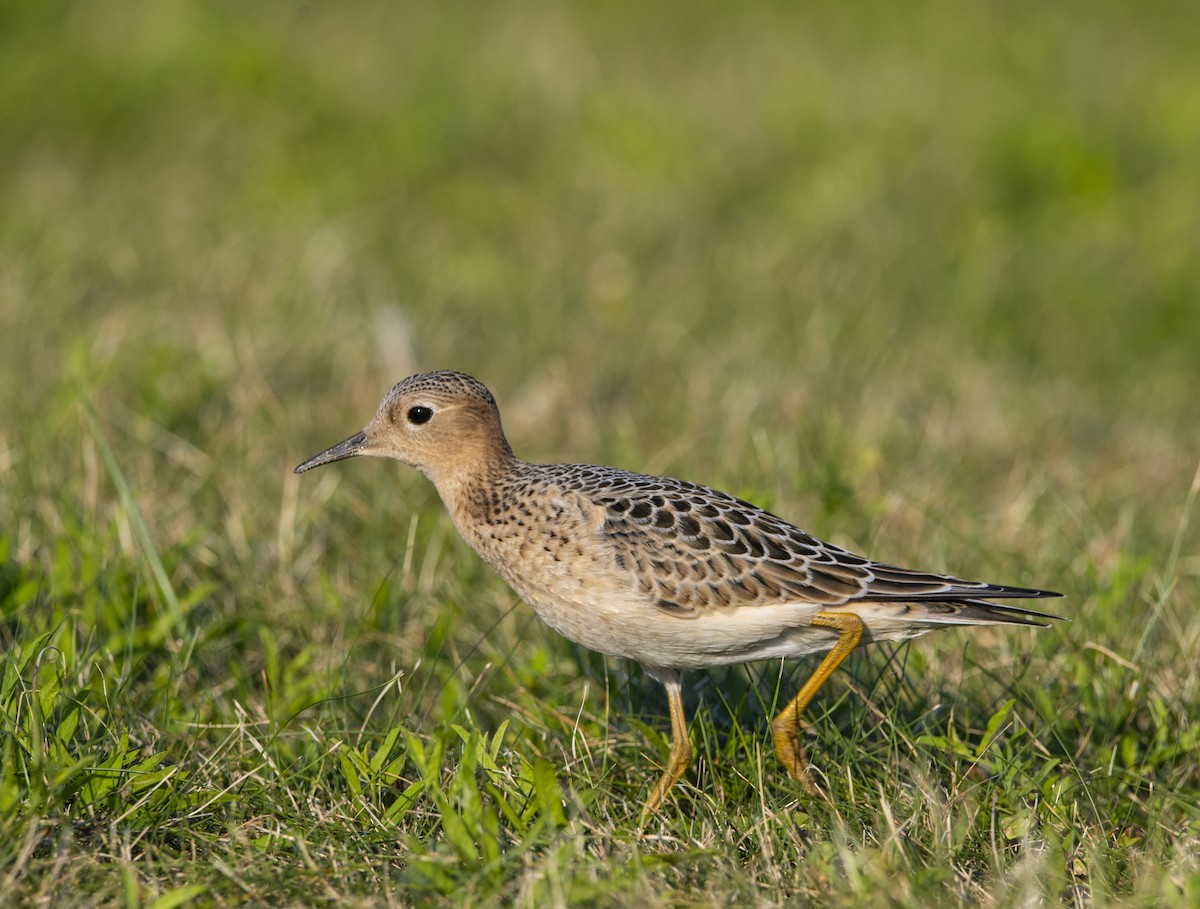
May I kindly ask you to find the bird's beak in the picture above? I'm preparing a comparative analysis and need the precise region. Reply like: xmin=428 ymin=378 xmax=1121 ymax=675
xmin=294 ymin=430 xmax=369 ymax=474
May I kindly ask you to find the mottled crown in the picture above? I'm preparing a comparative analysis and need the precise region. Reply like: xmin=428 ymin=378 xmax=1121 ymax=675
xmin=381 ymin=371 xmax=499 ymax=410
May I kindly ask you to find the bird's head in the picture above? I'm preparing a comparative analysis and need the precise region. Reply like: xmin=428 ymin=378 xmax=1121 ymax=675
xmin=294 ymin=371 xmax=513 ymax=489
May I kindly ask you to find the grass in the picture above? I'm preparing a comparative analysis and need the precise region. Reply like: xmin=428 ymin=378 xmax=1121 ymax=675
xmin=2 ymin=0 xmax=1199 ymax=905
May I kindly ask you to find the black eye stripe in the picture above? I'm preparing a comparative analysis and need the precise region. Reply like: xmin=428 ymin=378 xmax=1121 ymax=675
xmin=407 ymin=406 xmax=433 ymax=425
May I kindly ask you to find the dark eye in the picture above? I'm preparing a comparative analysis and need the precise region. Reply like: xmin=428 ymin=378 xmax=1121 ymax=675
xmin=406 ymin=405 xmax=433 ymax=425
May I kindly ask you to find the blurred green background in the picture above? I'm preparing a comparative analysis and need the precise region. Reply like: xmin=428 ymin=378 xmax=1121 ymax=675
xmin=2 ymin=0 xmax=1198 ymax=905
xmin=4 ymin=0 xmax=1196 ymax=596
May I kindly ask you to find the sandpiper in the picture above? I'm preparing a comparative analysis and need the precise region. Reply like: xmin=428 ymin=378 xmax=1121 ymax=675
xmin=295 ymin=371 xmax=1061 ymax=815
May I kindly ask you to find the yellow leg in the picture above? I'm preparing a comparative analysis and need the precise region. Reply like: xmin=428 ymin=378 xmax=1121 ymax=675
xmin=770 ymin=611 xmax=865 ymax=792
xmin=642 ymin=672 xmax=692 ymax=817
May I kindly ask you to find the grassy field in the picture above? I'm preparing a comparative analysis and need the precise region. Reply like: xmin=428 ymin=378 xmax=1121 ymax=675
xmin=3 ymin=0 xmax=1199 ymax=905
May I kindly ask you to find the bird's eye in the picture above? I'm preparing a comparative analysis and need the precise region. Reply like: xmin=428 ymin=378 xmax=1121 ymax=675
xmin=407 ymin=406 xmax=434 ymax=425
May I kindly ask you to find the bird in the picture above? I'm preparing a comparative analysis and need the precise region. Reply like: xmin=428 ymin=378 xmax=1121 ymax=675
xmin=294 ymin=370 xmax=1061 ymax=816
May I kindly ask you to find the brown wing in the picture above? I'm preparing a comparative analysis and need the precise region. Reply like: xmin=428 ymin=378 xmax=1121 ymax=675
xmin=565 ymin=465 xmax=1060 ymax=617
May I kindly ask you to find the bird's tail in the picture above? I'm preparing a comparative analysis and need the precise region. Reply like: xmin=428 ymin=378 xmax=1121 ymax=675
xmin=832 ymin=595 xmax=1063 ymax=643
xmin=901 ymin=598 xmax=1062 ymax=627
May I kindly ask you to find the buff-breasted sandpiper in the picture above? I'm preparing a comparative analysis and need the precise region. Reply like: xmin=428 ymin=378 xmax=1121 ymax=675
xmin=295 ymin=371 xmax=1061 ymax=815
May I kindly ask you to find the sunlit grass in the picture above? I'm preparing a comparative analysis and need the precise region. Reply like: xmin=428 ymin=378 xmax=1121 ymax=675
xmin=3 ymin=0 xmax=1199 ymax=905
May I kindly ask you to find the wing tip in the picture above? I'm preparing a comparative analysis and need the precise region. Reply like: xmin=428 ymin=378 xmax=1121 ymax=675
xmin=972 ymin=583 xmax=1063 ymax=600
xmin=961 ymin=598 xmax=1067 ymax=624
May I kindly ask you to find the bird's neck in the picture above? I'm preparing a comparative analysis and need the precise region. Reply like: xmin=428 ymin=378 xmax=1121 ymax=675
xmin=427 ymin=448 xmax=523 ymax=528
